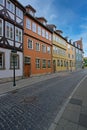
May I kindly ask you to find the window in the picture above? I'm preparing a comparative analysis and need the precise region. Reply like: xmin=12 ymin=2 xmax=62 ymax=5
xmin=42 ymin=29 xmax=45 ymax=37
xmin=36 ymin=43 xmax=40 ymax=51
xmin=5 ymin=22 xmax=14 ymax=40
xmin=68 ymin=54 xmax=70 ymax=58
xmin=16 ymin=7 xmax=23 ymax=19
xmin=64 ymin=61 xmax=66 ymax=67
xmin=28 ymin=39 xmax=33 ymax=49
xmin=48 ymin=60 xmax=51 ymax=68
xmin=38 ymin=26 xmax=41 ymax=35
xmin=72 ymin=54 xmax=74 ymax=59
xmin=32 ymin=22 xmax=36 ymax=33
xmin=24 ymin=57 xmax=30 ymax=64
xmin=36 ymin=59 xmax=40 ymax=68
xmin=47 ymin=46 xmax=51 ymax=54
xmin=49 ymin=34 xmax=51 ymax=41
xmin=61 ymin=60 xmax=63 ymax=66
xmin=10 ymin=54 xmax=19 ymax=69
xmin=29 ymin=10 xmax=34 ymax=17
xmin=53 ymin=35 xmax=56 ymax=41
xmin=0 ymin=52 xmax=4 ymax=69
xmin=42 ymin=59 xmax=46 ymax=68
xmin=26 ymin=18 xmax=31 ymax=30
xmin=0 ymin=18 xmax=3 ymax=36
xmin=57 ymin=60 xmax=60 ymax=66
xmin=42 ymin=45 xmax=46 ymax=53
xmin=68 ymin=44 xmax=70 ymax=49
xmin=15 ymin=27 xmax=22 ymax=42
xmin=46 ymin=31 xmax=48 ymax=39
xmin=6 ymin=0 xmax=15 ymax=13
xmin=0 ymin=0 xmax=4 ymax=5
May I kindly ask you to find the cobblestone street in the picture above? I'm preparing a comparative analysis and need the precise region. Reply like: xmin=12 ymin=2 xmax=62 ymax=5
xmin=0 ymin=70 xmax=87 ymax=130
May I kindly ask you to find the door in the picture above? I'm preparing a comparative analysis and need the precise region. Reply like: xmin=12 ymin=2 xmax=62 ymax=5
xmin=53 ymin=60 xmax=56 ymax=73
xmin=24 ymin=64 xmax=31 ymax=77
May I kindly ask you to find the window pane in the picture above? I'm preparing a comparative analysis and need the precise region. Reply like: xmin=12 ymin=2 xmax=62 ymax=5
xmin=0 ymin=53 xmax=4 ymax=69
xmin=24 ymin=57 xmax=30 ymax=64
xmin=42 ymin=45 xmax=46 ymax=53
xmin=26 ymin=19 xmax=31 ymax=30
xmin=6 ymin=0 xmax=15 ymax=13
xmin=42 ymin=59 xmax=46 ymax=68
xmin=36 ymin=43 xmax=40 ymax=51
xmin=36 ymin=59 xmax=40 ymax=68
xmin=15 ymin=27 xmax=22 ymax=42
xmin=16 ymin=7 xmax=23 ymax=19
xmin=28 ymin=39 xmax=33 ymax=49
xmin=0 ymin=0 xmax=4 ymax=5
xmin=47 ymin=46 xmax=51 ymax=54
xmin=0 ymin=19 xmax=3 ymax=36
xmin=48 ymin=60 xmax=51 ymax=68
xmin=10 ymin=54 xmax=19 ymax=69
xmin=6 ymin=22 xmax=14 ymax=40
xmin=42 ymin=29 xmax=45 ymax=37
xmin=32 ymin=22 xmax=36 ymax=32
xmin=38 ymin=26 xmax=41 ymax=35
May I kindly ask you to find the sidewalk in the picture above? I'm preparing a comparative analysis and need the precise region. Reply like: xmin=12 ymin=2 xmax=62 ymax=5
xmin=0 ymin=71 xmax=70 ymax=95
xmin=54 ymin=75 xmax=87 ymax=130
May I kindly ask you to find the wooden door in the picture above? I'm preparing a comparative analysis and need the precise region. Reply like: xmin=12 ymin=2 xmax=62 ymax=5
xmin=24 ymin=64 xmax=31 ymax=77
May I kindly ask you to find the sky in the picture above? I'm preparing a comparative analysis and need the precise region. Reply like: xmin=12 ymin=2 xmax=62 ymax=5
xmin=19 ymin=0 xmax=87 ymax=57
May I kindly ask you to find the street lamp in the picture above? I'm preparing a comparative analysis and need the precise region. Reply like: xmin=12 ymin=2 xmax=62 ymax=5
xmin=11 ymin=49 xmax=17 ymax=86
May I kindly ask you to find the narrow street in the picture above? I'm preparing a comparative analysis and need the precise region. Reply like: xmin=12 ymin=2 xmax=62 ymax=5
xmin=0 ymin=70 xmax=87 ymax=130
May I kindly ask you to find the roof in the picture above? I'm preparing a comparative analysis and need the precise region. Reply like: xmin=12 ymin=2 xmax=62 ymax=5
xmin=36 ymin=17 xmax=47 ymax=23
xmin=25 ymin=5 xmax=36 ymax=12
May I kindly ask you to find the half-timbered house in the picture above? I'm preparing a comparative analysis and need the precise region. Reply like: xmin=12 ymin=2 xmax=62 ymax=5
xmin=0 ymin=0 xmax=25 ymax=80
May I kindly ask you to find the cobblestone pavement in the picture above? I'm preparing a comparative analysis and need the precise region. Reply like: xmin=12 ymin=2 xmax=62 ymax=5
xmin=0 ymin=70 xmax=87 ymax=130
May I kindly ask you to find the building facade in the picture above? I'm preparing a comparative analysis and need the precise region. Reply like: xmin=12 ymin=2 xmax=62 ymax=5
xmin=74 ymin=38 xmax=83 ymax=69
xmin=0 ymin=0 xmax=25 ymax=79
xmin=24 ymin=5 xmax=53 ymax=77
xmin=66 ymin=40 xmax=76 ymax=71
xmin=47 ymin=25 xmax=67 ymax=72
xmin=53 ymin=31 xmax=67 ymax=72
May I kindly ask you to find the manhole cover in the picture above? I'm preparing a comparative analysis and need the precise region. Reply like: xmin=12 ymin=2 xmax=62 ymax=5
xmin=20 ymin=96 xmax=37 ymax=104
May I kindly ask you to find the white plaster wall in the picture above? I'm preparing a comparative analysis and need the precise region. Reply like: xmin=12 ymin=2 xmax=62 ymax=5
xmin=0 ymin=48 xmax=23 ymax=78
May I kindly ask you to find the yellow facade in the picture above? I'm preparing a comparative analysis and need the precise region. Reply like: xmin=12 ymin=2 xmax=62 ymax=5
xmin=52 ymin=32 xmax=67 ymax=72
xmin=66 ymin=42 xmax=76 ymax=71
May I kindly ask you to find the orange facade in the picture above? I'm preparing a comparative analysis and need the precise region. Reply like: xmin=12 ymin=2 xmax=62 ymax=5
xmin=24 ymin=13 xmax=52 ymax=77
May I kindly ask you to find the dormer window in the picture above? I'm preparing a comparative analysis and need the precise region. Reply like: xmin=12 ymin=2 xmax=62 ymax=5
xmin=25 ymin=5 xmax=36 ymax=17
xmin=36 ymin=17 xmax=47 ymax=25
xmin=75 ymin=42 xmax=77 ymax=47
xmin=78 ymin=44 xmax=80 ymax=49
xmin=53 ymin=27 xmax=56 ymax=31
xmin=43 ymin=21 xmax=46 ymax=25
xmin=29 ymin=10 xmax=34 ymax=17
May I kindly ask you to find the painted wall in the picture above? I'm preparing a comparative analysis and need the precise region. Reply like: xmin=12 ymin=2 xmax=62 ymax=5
xmin=0 ymin=48 xmax=23 ymax=78
xmin=24 ymin=15 xmax=53 ymax=76
xmin=52 ymin=33 xmax=67 ymax=72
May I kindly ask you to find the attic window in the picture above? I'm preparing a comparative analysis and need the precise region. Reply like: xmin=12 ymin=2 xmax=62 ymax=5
xmin=29 ymin=10 xmax=34 ymax=16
